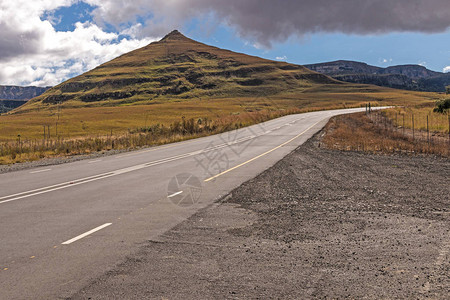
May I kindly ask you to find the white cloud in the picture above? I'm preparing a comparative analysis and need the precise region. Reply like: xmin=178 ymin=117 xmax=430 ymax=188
xmin=275 ymin=56 xmax=287 ymax=61
xmin=0 ymin=0 xmax=156 ymax=86
xmin=2 ymin=1 xmax=449 ymax=86
xmin=444 ymin=66 xmax=450 ymax=73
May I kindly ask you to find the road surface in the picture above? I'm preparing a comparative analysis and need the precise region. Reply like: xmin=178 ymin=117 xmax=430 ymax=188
xmin=0 ymin=107 xmax=375 ymax=299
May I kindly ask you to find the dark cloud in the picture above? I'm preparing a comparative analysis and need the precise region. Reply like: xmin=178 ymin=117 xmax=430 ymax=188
xmin=0 ymin=21 xmax=42 ymax=61
xmin=185 ymin=0 xmax=450 ymax=46
xmin=102 ymin=0 xmax=449 ymax=47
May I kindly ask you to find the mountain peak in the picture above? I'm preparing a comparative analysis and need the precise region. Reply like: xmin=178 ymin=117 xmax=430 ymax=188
xmin=25 ymin=30 xmax=337 ymax=108
xmin=160 ymin=30 xmax=189 ymax=42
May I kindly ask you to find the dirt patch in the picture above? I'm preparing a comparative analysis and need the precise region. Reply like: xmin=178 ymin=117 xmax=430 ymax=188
xmin=71 ymin=134 xmax=449 ymax=299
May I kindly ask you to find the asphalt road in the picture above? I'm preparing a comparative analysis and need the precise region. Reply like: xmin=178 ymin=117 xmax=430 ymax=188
xmin=0 ymin=107 xmax=379 ymax=299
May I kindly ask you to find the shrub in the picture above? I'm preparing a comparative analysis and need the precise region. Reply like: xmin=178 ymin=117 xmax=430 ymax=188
xmin=434 ymin=98 xmax=450 ymax=114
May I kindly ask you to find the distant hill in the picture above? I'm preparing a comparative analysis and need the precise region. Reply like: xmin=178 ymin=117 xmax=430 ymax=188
xmin=305 ymin=61 xmax=450 ymax=92
xmin=3 ymin=30 xmax=440 ymax=144
xmin=24 ymin=30 xmax=340 ymax=109
xmin=0 ymin=85 xmax=50 ymax=112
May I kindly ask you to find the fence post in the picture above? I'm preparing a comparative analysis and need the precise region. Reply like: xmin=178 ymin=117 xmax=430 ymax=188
xmin=427 ymin=115 xmax=430 ymax=144
xmin=17 ymin=134 xmax=21 ymax=155
xmin=402 ymin=114 xmax=405 ymax=136
xmin=412 ymin=114 xmax=415 ymax=141
xmin=395 ymin=113 xmax=398 ymax=132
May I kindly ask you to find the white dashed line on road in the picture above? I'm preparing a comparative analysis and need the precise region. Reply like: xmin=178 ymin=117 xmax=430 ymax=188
xmin=62 ymin=223 xmax=112 ymax=245
xmin=30 ymin=169 xmax=51 ymax=174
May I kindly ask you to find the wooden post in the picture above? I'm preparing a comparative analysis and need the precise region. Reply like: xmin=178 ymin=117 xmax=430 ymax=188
xmin=402 ymin=114 xmax=405 ymax=136
xmin=412 ymin=115 xmax=415 ymax=141
xmin=395 ymin=113 xmax=398 ymax=132
xmin=427 ymin=115 xmax=430 ymax=144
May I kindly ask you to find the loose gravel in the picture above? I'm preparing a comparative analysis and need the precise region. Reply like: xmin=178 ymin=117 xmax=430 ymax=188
xmin=71 ymin=133 xmax=449 ymax=299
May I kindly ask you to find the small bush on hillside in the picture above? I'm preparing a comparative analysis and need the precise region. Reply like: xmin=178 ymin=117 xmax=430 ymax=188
xmin=434 ymin=98 xmax=450 ymax=114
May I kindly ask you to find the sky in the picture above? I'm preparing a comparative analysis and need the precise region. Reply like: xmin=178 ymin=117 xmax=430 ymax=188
xmin=0 ymin=0 xmax=449 ymax=87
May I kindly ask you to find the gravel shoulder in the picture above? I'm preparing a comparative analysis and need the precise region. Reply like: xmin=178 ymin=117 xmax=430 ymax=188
xmin=70 ymin=132 xmax=450 ymax=299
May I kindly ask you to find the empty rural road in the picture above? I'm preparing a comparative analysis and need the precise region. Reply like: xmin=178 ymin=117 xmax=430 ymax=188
xmin=0 ymin=107 xmax=380 ymax=299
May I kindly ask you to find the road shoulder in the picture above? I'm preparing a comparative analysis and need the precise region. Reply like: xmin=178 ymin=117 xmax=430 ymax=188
xmin=70 ymin=132 xmax=450 ymax=299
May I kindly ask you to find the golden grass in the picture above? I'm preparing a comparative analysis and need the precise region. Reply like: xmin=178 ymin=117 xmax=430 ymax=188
xmin=0 ymin=83 xmax=444 ymax=165
xmin=0 ymin=107 xmax=304 ymax=164
xmin=323 ymin=112 xmax=449 ymax=157
xmin=385 ymin=105 xmax=449 ymax=133
xmin=2 ymin=88 xmax=439 ymax=142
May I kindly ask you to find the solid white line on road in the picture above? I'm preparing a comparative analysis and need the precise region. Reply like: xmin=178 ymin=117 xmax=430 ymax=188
xmin=62 ymin=223 xmax=112 ymax=245
xmin=204 ymin=120 xmax=321 ymax=182
xmin=88 ymin=160 xmax=102 ymax=164
xmin=168 ymin=191 xmax=183 ymax=198
xmin=29 ymin=169 xmax=51 ymax=174
xmin=0 ymin=134 xmax=260 ymax=205
xmin=0 ymin=172 xmax=115 ymax=204
xmin=115 ymin=138 xmax=200 ymax=159
xmin=0 ymin=108 xmax=378 ymax=205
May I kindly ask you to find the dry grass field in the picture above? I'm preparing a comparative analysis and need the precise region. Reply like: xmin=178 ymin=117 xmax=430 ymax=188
xmin=0 ymin=89 xmax=443 ymax=164
xmin=385 ymin=105 xmax=449 ymax=133
xmin=2 ymin=89 xmax=439 ymax=141
xmin=0 ymin=30 xmax=445 ymax=164
xmin=323 ymin=111 xmax=449 ymax=157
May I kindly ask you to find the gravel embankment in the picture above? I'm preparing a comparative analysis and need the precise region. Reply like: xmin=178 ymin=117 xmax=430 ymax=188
xmin=71 ymin=133 xmax=450 ymax=299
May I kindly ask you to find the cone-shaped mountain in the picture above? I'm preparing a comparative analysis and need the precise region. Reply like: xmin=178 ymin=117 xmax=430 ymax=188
xmin=28 ymin=30 xmax=339 ymax=106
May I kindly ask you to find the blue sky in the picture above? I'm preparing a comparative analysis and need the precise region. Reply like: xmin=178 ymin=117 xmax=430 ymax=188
xmin=189 ymin=27 xmax=450 ymax=72
xmin=50 ymin=1 xmax=450 ymax=71
xmin=1 ymin=0 xmax=449 ymax=86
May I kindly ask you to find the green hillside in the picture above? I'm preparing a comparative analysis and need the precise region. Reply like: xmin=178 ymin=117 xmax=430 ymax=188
xmin=24 ymin=30 xmax=339 ymax=109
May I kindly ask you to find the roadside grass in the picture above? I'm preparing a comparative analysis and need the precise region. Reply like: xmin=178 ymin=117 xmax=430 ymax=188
xmin=384 ymin=104 xmax=449 ymax=134
xmin=4 ymin=88 xmax=438 ymax=141
xmin=0 ymin=105 xmax=304 ymax=164
xmin=0 ymin=87 xmax=442 ymax=164
xmin=322 ymin=112 xmax=449 ymax=157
